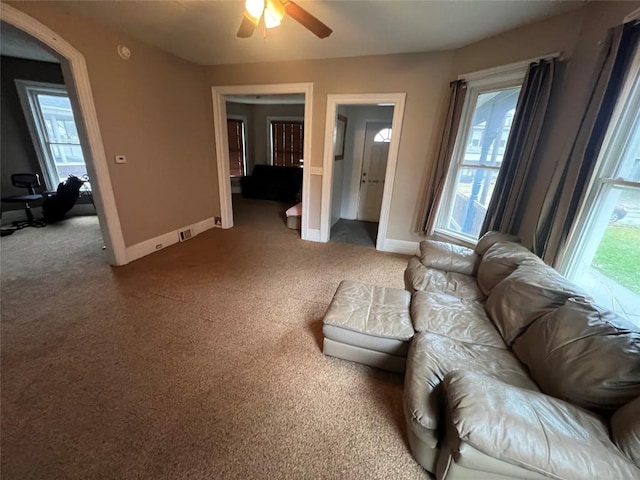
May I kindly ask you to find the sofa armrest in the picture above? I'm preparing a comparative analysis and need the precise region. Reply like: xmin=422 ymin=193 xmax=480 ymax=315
xmin=442 ymin=371 xmax=640 ymax=480
xmin=418 ymin=240 xmax=479 ymax=276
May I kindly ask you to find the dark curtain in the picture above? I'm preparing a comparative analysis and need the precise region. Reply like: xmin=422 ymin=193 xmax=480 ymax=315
xmin=419 ymin=80 xmax=467 ymax=234
xmin=534 ymin=21 xmax=640 ymax=265
xmin=480 ymin=58 xmax=556 ymax=236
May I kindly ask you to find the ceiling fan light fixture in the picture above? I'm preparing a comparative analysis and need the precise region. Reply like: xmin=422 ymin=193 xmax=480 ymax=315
xmin=244 ymin=0 xmax=264 ymax=22
xmin=264 ymin=0 xmax=285 ymax=29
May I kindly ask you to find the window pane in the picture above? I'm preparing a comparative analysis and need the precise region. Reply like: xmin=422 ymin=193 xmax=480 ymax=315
xmin=617 ymin=123 xmax=640 ymax=182
xmin=374 ymin=128 xmax=392 ymax=143
xmin=448 ymin=167 xmax=499 ymax=238
xmin=437 ymin=80 xmax=523 ymax=241
xmin=462 ymin=87 xmax=520 ymax=167
xmin=48 ymin=144 xmax=87 ymax=183
xmin=572 ymin=185 xmax=640 ymax=325
xmin=36 ymin=94 xmax=79 ymax=144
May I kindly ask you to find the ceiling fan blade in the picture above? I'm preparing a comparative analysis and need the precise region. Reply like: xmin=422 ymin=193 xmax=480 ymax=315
xmin=282 ymin=1 xmax=332 ymax=39
xmin=237 ymin=13 xmax=258 ymax=38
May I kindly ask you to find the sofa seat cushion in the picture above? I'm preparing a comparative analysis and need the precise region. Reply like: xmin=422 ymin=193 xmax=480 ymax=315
xmin=411 ymin=291 xmax=506 ymax=349
xmin=322 ymin=280 xmax=414 ymax=340
xmin=403 ymin=332 xmax=537 ymax=434
xmin=486 ymin=263 xmax=590 ymax=345
xmin=513 ymin=298 xmax=640 ymax=414
xmin=418 ymin=240 xmax=479 ymax=276
xmin=404 ymin=257 xmax=485 ymax=300
xmin=442 ymin=371 xmax=640 ymax=480
xmin=476 ymin=241 xmax=543 ymax=296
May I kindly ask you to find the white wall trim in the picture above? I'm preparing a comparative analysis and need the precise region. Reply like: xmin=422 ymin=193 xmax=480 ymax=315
xmin=0 ymin=3 xmax=128 ymax=266
xmin=126 ymin=217 xmax=216 ymax=263
xmin=211 ymin=83 xmax=314 ymax=240
xmin=305 ymin=228 xmax=321 ymax=242
xmin=459 ymin=51 xmax=562 ymax=83
xmin=321 ymin=93 xmax=407 ymax=252
xmin=380 ymin=238 xmax=419 ymax=256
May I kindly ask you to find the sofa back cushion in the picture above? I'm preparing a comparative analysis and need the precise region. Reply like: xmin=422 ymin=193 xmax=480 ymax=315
xmin=418 ymin=240 xmax=479 ymax=276
xmin=611 ymin=396 xmax=640 ymax=465
xmin=485 ymin=263 xmax=587 ymax=345
xmin=474 ymin=231 xmax=520 ymax=255
xmin=513 ymin=298 xmax=640 ymax=414
xmin=476 ymin=242 xmax=543 ymax=296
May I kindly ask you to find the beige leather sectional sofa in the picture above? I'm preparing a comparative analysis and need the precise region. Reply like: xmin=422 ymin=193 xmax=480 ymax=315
xmin=403 ymin=233 xmax=640 ymax=479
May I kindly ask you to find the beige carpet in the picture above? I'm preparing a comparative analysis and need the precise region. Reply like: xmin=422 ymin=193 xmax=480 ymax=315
xmin=1 ymin=197 xmax=429 ymax=479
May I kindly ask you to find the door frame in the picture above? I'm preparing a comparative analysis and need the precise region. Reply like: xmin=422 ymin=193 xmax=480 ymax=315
xmin=211 ymin=83 xmax=313 ymax=240
xmin=1 ymin=3 xmax=127 ymax=265
xmin=356 ymin=120 xmax=393 ymax=222
xmin=321 ymin=93 xmax=406 ymax=250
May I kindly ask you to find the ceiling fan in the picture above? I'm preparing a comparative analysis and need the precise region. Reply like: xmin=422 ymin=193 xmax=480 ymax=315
xmin=237 ymin=0 xmax=333 ymax=39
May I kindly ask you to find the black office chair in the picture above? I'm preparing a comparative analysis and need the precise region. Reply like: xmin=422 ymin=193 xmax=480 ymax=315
xmin=1 ymin=173 xmax=46 ymax=230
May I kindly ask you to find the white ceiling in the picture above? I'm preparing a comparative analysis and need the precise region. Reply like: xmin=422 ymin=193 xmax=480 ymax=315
xmin=47 ymin=0 xmax=586 ymax=66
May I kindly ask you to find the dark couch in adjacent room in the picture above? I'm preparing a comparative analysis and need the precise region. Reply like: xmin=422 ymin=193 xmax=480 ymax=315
xmin=240 ymin=165 xmax=302 ymax=203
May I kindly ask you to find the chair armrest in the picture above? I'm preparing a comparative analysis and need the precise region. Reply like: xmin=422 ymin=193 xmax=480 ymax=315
xmin=419 ymin=240 xmax=479 ymax=275
xmin=442 ymin=371 xmax=640 ymax=480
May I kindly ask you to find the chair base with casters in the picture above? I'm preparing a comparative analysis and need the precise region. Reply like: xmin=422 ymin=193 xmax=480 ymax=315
xmin=1 ymin=173 xmax=46 ymax=233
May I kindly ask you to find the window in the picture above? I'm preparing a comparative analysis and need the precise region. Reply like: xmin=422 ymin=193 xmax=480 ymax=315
xmin=271 ymin=120 xmax=303 ymax=167
xmin=436 ymin=74 xmax=524 ymax=242
xmin=374 ymin=128 xmax=392 ymax=143
xmin=227 ymin=118 xmax=246 ymax=177
xmin=16 ymin=81 xmax=89 ymax=190
xmin=561 ymin=52 xmax=640 ymax=326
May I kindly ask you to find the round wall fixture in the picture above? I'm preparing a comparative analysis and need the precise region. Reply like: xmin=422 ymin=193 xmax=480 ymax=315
xmin=117 ymin=44 xmax=131 ymax=60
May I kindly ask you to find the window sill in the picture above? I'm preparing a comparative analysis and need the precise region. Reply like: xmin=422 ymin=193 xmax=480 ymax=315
xmin=432 ymin=229 xmax=477 ymax=249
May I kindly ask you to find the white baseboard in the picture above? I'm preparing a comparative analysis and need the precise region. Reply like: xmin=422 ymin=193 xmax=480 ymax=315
xmin=380 ymin=238 xmax=419 ymax=256
xmin=126 ymin=217 xmax=216 ymax=263
xmin=305 ymin=228 xmax=322 ymax=242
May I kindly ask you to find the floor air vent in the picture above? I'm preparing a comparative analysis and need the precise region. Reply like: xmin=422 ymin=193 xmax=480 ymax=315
xmin=178 ymin=228 xmax=193 ymax=242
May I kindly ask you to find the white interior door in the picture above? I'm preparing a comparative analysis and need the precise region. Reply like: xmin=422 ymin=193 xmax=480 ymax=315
xmin=357 ymin=122 xmax=391 ymax=221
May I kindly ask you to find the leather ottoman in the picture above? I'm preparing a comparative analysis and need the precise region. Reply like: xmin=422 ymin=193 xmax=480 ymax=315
xmin=322 ymin=280 xmax=415 ymax=373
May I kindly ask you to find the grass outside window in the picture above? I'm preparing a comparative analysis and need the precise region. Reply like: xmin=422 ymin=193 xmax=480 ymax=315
xmin=592 ymin=225 xmax=640 ymax=294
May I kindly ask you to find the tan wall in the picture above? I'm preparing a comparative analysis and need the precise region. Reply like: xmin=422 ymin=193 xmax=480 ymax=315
xmin=9 ymin=1 xmax=218 ymax=246
xmin=206 ymin=52 xmax=455 ymax=237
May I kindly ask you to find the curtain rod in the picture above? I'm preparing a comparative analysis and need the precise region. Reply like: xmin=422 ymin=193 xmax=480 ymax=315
xmin=458 ymin=51 xmax=563 ymax=81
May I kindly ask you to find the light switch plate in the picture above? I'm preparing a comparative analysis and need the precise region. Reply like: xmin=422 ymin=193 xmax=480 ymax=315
xmin=310 ymin=167 xmax=323 ymax=176
xmin=115 ymin=155 xmax=127 ymax=164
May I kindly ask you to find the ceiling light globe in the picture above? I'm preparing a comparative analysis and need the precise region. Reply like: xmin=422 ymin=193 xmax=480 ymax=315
xmin=264 ymin=0 xmax=285 ymax=29
xmin=245 ymin=0 xmax=264 ymax=21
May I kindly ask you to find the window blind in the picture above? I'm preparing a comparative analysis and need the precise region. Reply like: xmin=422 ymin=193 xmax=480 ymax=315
xmin=271 ymin=121 xmax=304 ymax=167
xmin=227 ymin=118 xmax=245 ymax=177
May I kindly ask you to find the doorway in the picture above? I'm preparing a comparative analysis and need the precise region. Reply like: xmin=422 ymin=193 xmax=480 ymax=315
xmin=321 ymin=93 xmax=406 ymax=251
xmin=211 ymin=84 xmax=313 ymax=240
xmin=0 ymin=5 xmax=126 ymax=265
